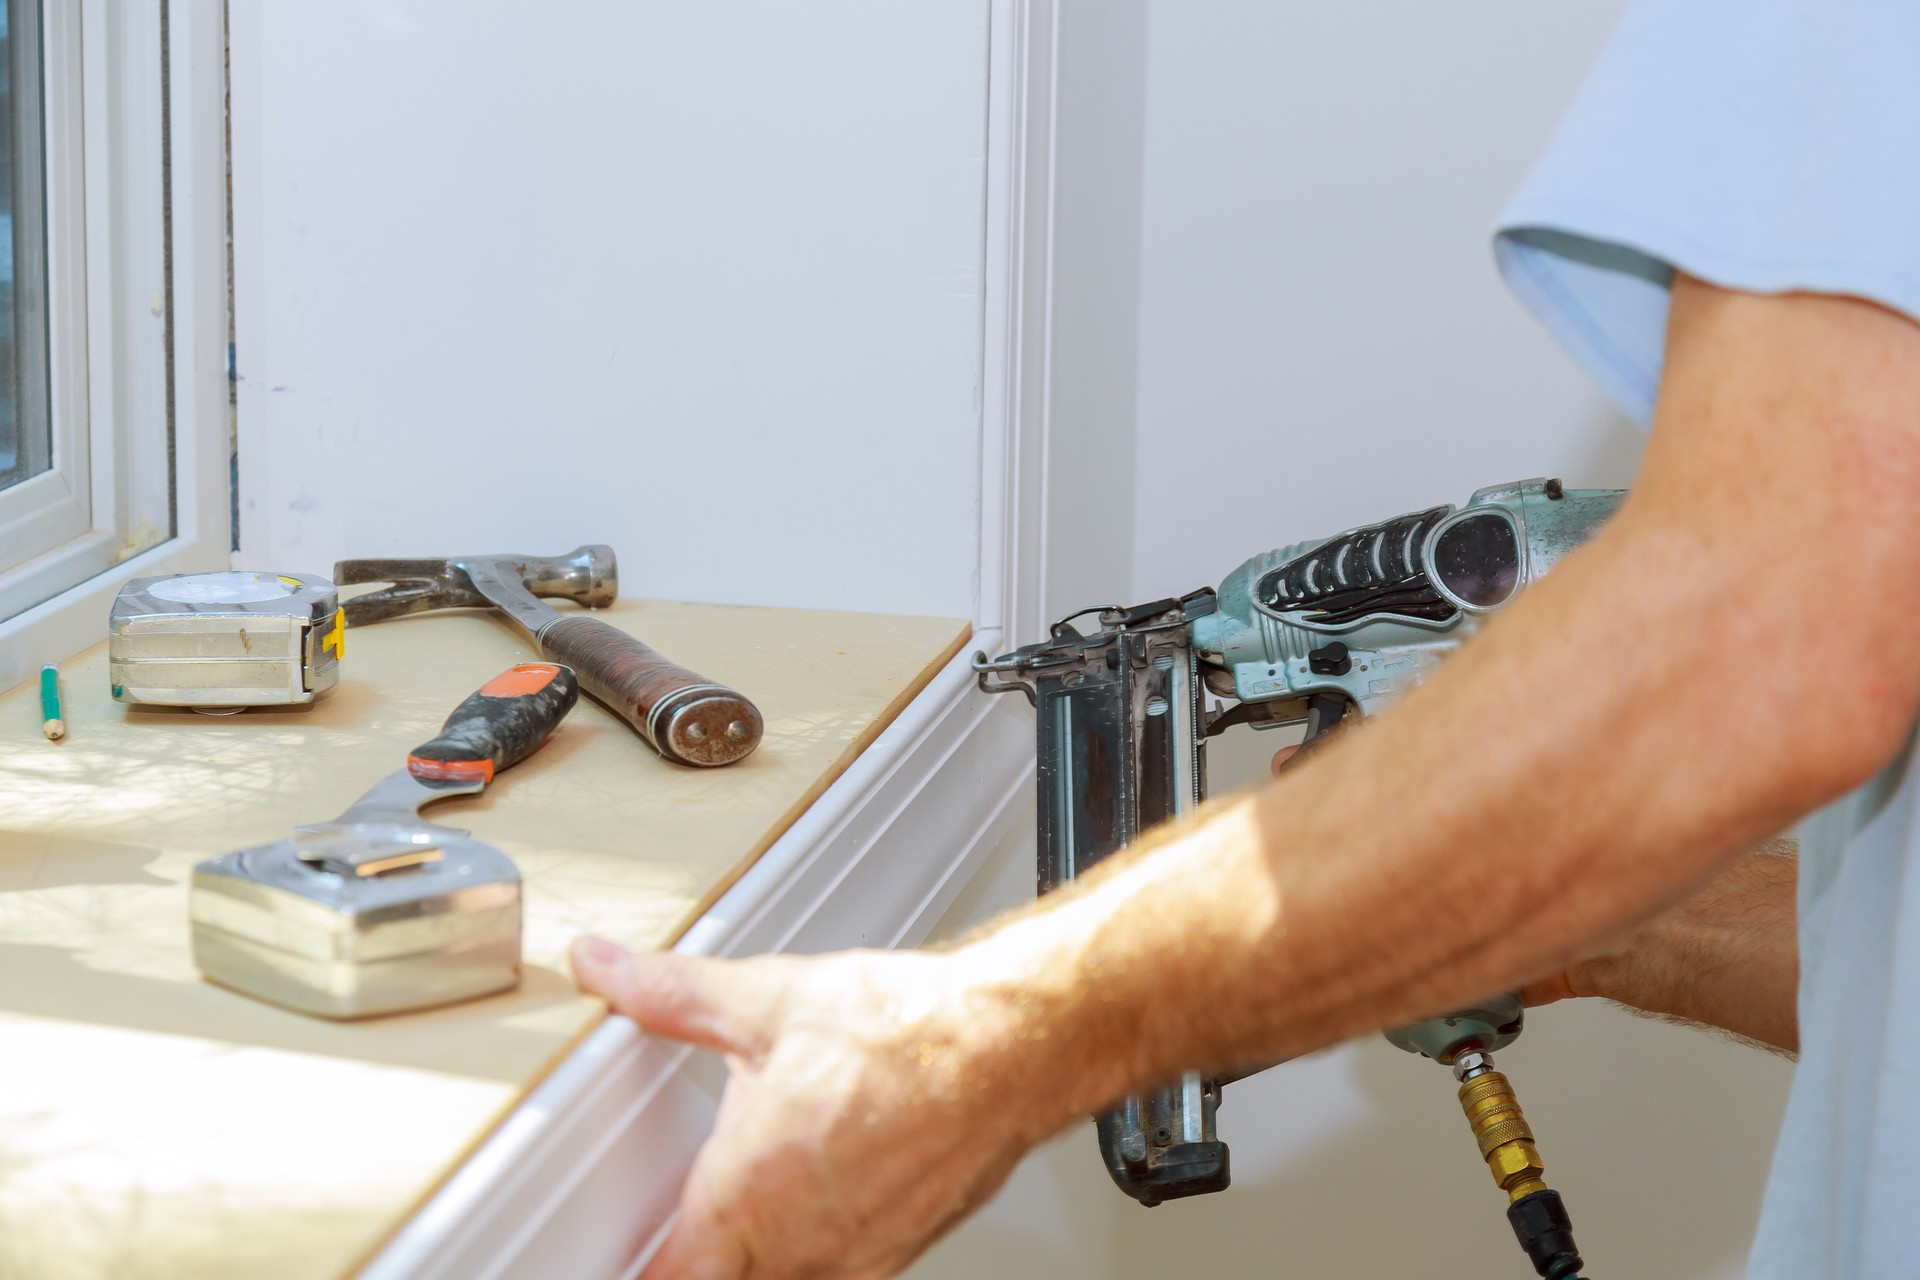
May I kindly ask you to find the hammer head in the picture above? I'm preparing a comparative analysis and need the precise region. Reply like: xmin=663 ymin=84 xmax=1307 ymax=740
xmin=335 ymin=545 xmax=618 ymax=626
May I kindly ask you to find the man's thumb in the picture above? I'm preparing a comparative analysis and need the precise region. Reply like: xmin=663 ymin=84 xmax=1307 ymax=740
xmin=570 ymin=937 xmax=771 ymax=1056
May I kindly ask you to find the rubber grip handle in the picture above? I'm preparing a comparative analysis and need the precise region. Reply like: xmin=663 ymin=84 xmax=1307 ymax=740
xmin=407 ymin=662 xmax=581 ymax=783
xmin=538 ymin=616 xmax=763 ymax=767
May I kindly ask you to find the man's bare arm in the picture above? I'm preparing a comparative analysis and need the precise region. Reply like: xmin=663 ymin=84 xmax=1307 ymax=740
xmin=1528 ymin=842 xmax=1799 ymax=1055
xmin=574 ymin=278 xmax=1920 ymax=1280
xmin=970 ymin=279 xmax=1920 ymax=1105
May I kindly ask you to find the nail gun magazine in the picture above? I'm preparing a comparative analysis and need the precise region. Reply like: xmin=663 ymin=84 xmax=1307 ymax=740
xmin=974 ymin=479 xmax=1623 ymax=1277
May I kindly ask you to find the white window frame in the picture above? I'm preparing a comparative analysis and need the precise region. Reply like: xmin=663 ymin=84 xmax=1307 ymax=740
xmin=0 ymin=0 xmax=229 ymax=695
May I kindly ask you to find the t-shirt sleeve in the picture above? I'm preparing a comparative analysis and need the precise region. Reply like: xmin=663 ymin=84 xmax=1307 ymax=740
xmin=1496 ymin=0 xmax=1920 ymax=425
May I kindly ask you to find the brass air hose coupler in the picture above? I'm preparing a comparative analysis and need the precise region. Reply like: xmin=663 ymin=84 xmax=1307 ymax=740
xmin=1454 ymin=1051 xmax=1548 ymax=1201
xmin=1450 ymin=1049 xmax=1587 ymax=1280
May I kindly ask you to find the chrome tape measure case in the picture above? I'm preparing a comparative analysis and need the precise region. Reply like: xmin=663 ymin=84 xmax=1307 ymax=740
xmin=109 ymin=572 xmax=344 ymax=709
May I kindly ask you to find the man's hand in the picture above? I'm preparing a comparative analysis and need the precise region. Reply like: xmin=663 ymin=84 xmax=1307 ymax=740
xmin=1518 ymin=841 xmax=1800 ymax=1055
xmin=570 ymin=937 xmax=1066 ymax=1280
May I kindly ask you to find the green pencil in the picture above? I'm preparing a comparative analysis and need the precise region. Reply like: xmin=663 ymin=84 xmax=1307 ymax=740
xmin=40 ymin=663 xmax=63 ymax=741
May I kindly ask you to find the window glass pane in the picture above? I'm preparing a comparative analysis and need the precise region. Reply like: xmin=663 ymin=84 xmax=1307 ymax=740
xmin=0 ymin=0 xmax=47 ymax=495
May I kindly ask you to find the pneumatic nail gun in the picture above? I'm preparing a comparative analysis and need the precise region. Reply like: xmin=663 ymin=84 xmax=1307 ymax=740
xmin=975 ymin=478 xmax=1621 ymax=1280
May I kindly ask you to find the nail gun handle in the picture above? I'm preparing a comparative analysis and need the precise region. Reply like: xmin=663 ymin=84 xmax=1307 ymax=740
xmin=408 ymin=663 xmax=581 ymax=784
xmin=539 ymin=616 xmax=763 ymax=768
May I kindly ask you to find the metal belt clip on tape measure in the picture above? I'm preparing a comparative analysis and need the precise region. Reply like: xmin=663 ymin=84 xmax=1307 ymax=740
xmin=108 ymin=571 xmax=345 ymax=712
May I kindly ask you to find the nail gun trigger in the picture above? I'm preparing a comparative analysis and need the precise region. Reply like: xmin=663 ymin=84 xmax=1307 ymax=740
xmin=1204 ymin=698 xmax=1303 ymax=737
xmin=1295 ymin=692 xmax=1352 ymax=757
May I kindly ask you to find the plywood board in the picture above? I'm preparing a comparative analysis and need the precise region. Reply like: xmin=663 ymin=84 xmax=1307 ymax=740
xmin=0 ymin=601 xmax=968 ymax=1280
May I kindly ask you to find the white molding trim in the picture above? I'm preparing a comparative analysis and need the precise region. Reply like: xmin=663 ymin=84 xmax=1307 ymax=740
xmin=0 ymin=2 xmax=230 ymax=693
xmin=977 ymin=0 xmax=1057 ymax=647
xmin=360 ymin=2 xmax=1059 ymax=1275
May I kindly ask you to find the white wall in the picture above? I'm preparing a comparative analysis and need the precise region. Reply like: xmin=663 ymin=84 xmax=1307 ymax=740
xmin=230 ymin=2 xmax=990 ymax=619
xmin=1018 ymin=3 xmax=1794 ymax=1279
xmin=1042 ymin=0 xmax=1152 ymax=619
xmin=1128 ymin=1 xmax=1648 ymax=599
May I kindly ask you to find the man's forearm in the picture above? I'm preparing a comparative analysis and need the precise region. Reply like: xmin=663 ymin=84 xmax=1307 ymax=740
xmin=1575 ymin=842 xmax=1799 ymax=1055
xmin=955 ymin=281 xmax=1920 ymax=1124
xmin=971 ymin=509 xmax=1832 ymax=1117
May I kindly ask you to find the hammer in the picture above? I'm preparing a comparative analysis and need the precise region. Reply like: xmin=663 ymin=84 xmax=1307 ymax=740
xmin=334 ymin=546 xmax=763 ymax=767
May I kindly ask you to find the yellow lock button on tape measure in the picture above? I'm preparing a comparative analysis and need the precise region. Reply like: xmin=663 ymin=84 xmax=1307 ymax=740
xmin=108 ymin=571 xmax=344 ymax=713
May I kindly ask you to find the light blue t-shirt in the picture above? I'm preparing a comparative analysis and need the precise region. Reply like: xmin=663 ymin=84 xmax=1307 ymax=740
xmin=1495 ymin=4 xmax=1920 ymax=1277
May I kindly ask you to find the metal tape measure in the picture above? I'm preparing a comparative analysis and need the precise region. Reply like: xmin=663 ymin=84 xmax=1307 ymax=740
xmin=109 ymin=571 xmax=344 ymax=711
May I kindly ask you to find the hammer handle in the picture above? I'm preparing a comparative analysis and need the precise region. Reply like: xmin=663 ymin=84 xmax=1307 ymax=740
xmin=539 ymin=616 xmax=763 ymax=767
